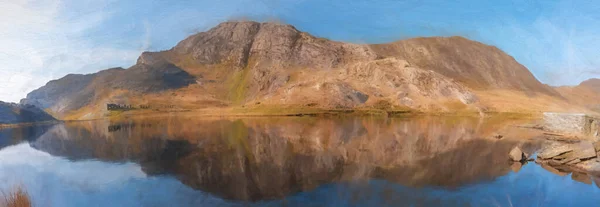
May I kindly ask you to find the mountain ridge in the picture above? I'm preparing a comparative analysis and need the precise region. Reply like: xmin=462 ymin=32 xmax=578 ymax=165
xmin=555 ymin=78 xmax=600 ymax=112
xmin=20 ymin=21 xmax=584 ymax=119
xmin=0 ymin=101 xmax=56 ymax=125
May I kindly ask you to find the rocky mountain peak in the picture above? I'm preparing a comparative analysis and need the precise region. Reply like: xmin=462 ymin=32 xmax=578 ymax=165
xmin=170 ymin=20 xmax=376 ymax=70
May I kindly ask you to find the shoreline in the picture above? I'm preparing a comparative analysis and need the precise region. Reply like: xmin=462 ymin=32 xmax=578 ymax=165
xmin=2 ymin=105 xmax=548 ymax=127
xmin=0 ymin=120 xmax=62 ymax=129
xmin=49 ymin=106 xmax=543 ymax=124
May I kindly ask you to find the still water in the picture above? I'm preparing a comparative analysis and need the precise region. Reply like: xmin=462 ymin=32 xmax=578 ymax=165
xmin=0 ymin=115 xmax=599 ymax=206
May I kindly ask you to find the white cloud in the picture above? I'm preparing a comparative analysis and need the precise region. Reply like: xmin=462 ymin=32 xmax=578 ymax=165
xmin=0 ymin=0 xmax=140 ymax=103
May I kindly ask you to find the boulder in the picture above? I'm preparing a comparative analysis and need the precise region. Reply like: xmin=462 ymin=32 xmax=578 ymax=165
xmin=509 ymin=146 xmax=526 ymax=162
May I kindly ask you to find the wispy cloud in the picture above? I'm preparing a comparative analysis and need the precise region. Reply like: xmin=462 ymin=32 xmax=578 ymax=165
xmin=0 ymin=0 xmax=140 ymax=103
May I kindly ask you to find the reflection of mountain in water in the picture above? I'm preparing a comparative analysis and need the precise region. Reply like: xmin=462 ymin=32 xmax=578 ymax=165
xmin=0 ymin=124 xmax=54 ymax=150
xmin=24 ymin=116 xmax=538 ymax=201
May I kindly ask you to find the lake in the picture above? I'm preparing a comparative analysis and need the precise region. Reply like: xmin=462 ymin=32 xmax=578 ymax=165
xmin=1 ymin=115 xmax=599 ymax=206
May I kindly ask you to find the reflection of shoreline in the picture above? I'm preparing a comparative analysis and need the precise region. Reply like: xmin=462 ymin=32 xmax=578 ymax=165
xmin=0 ymin=120 xmax=59 ymax=129
xmin=15 ymin=115 xmax=548 ymax=201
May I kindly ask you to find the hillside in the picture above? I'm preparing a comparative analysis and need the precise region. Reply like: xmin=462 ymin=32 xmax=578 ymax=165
xmin=370 ymin=37 xmax=559 ymax=96
xmin=556 ymin=78 xmax=600 ymax=112
xmin=21 ymin=21 xmax=578 ymax=119
xmin=21 ymin=62 xmax=195 ymax=117
xmin=0 ymin=101 xmax=55 ymax=125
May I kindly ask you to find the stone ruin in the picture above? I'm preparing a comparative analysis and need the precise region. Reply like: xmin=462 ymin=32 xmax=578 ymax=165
xmin=106 ymin=103 xmax=134 ymax=111
xmin=543 ymin=112 xmax=599 ymax=139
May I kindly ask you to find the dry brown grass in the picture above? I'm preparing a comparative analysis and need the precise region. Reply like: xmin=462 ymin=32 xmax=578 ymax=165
xmin=474 ymin=89 xmax=594 ymax=115
xmin=1 ymin=187 xmax=31 ymax=207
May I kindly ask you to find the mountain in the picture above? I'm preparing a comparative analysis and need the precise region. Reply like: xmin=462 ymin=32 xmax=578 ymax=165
xmin=22 ymin=21 xmax=575 ymax=119
xmin=0 ymin=101 xmax=55 ymax=124
xmin=556 ymin=78 xmax=600 ymax=112
xmin=370 ymin=37 xmax=559 ymax=96
xmin=21 ymin=62 xmax=195 ymax=117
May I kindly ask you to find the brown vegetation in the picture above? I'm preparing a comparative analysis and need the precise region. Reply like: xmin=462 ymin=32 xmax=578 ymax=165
xmin=1 ymin=187 xmax=31 ymax=207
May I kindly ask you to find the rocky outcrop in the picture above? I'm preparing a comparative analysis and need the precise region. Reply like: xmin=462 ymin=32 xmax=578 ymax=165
xmin=263 ymin=58 xmax=478 ymax=110
xmin=0 ymin=101 xmax=55 ymax=124
xmin=536 ymin=140 xmax=600 ymax=174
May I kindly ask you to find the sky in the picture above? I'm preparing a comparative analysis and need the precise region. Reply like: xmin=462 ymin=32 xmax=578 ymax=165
xmin=1 ymin=0 xmax=599 ymax=103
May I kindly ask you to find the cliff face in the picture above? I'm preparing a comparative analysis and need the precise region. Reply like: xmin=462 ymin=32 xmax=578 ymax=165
xmin=0 ymin=101 xmax=55 ymax=124
xmin=22 ymin=21 xmax=568 ymax=119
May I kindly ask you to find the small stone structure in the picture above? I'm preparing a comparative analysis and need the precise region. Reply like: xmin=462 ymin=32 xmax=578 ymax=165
xmin=543 ymin=112 xmax=599 ymax=138
xmin=106 ymin=103 xmax=134 ymax=111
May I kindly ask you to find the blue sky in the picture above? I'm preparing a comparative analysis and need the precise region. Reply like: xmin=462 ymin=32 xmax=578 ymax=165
xmin=1 ymin=0 xmax=599 ymax=102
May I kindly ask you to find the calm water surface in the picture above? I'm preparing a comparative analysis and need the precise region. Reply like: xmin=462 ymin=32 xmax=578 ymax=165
xmin=1 ymin=115 xmax=599 ymax=206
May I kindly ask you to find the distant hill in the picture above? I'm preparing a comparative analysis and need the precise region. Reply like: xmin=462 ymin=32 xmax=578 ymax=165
xmin=580 ymin=78 xmax=600 ymax=94
xmin=21 ymin=62 xmax=195 ymax=117
xmin=0 ymin=101 xmax=55 ymax=124
xmin=556 ymin=78 xmax=600 ymax=112
xmin=22 ymin=21 xmax=578 ymax=119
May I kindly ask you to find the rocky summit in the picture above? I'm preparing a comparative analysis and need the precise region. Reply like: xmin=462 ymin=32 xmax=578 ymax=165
xmin=19 ymin=21 xmax=586 ymax=120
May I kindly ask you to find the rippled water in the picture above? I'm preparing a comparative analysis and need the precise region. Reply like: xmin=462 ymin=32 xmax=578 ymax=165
xmin=1 ymin=115 xmax=599 ymax=206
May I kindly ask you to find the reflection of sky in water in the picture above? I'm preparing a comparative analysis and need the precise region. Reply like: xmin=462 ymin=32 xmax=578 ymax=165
xmin=270 ymin=164 xmax=600 ymax=207
xmin=0 ymin=143 xmax=232 ymax=207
